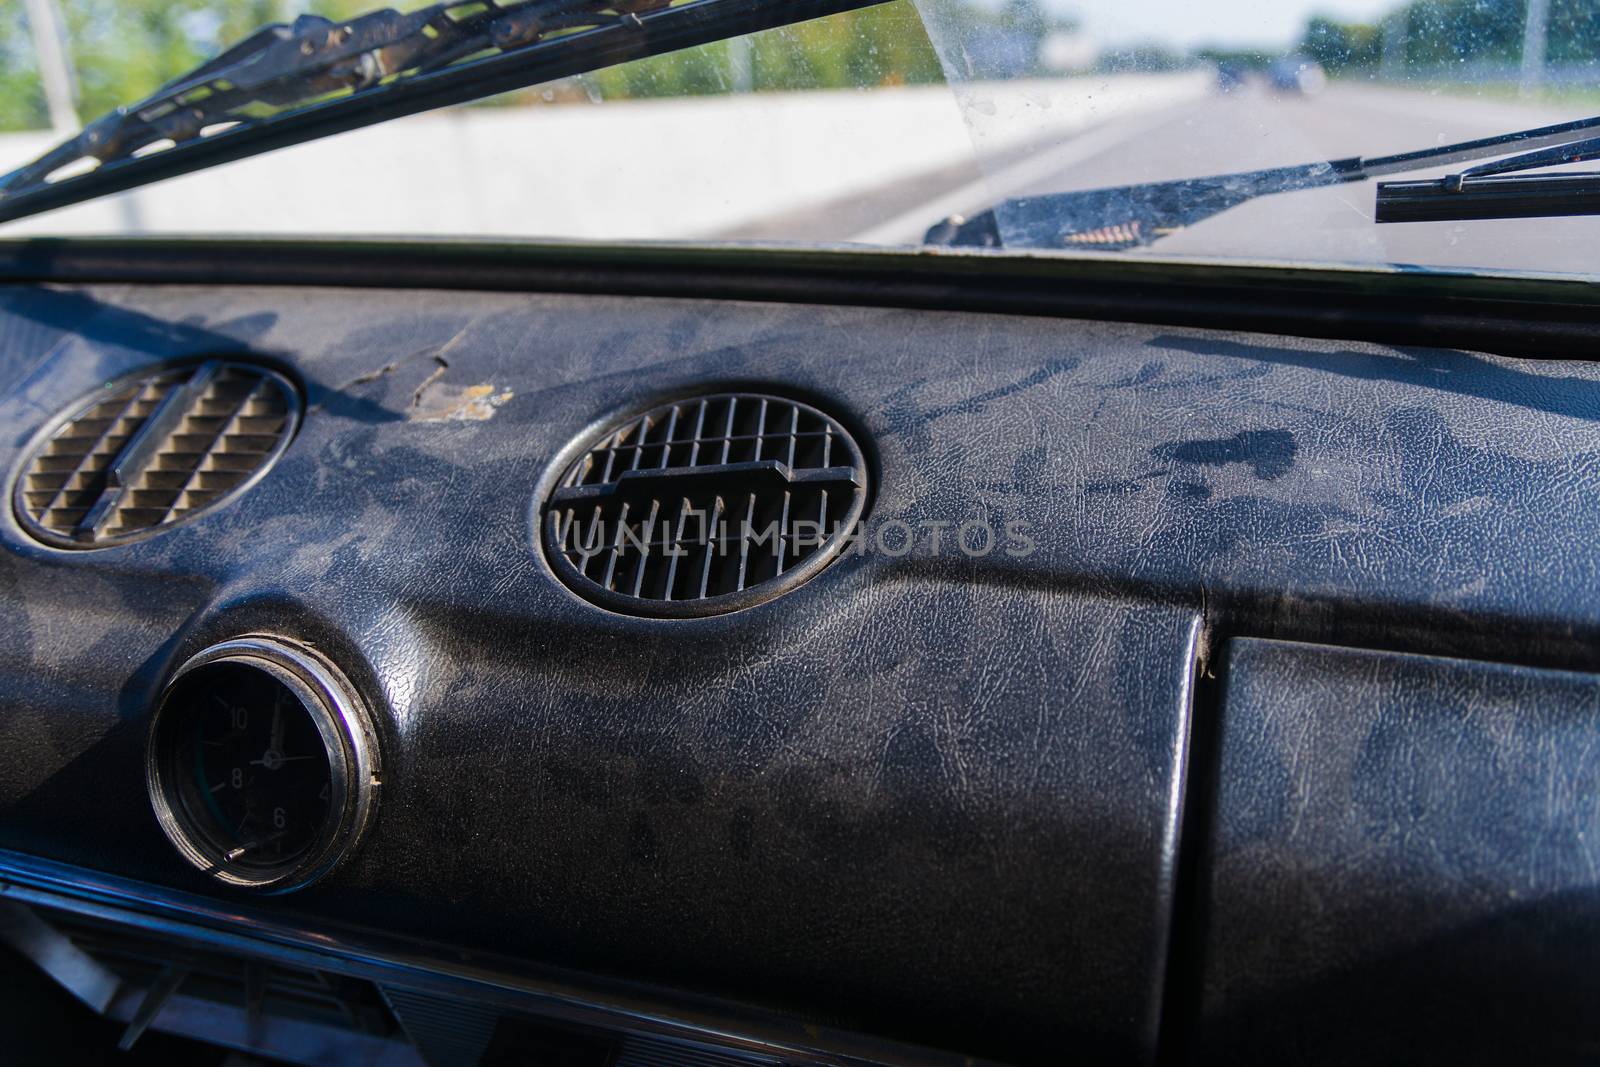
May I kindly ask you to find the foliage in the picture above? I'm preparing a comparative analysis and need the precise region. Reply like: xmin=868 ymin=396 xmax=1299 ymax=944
xmin=0 ymin=6 xmax=48 ymax=131
xmin=3 ymin=0 xmax=291 ymax=126
xmin=0 ymin=0 xmax=948 ymax=132
xmin=1193 ymin=47 xmax=1275 ymax=72
xmin=1299 ymin=0 xmax=1600 ymax=75
xmin=1403 ymin=0 xmax=1527 ymax=67
xmin=1300 ymin=16 xmax=1382 ymax=72
xmin=586 ymin=2 xmax=944 ymax=100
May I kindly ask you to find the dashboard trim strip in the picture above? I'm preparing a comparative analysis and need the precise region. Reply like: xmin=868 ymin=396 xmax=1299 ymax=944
xmin=0 ymin=238 xmax=1596 ymax=360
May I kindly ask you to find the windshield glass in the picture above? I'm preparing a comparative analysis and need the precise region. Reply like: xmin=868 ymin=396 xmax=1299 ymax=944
xmin=3 ymin=0 xmax=1598 ymax=275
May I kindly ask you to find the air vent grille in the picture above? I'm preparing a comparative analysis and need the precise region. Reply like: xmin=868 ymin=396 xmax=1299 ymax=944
xmin=542 ymin=394 xmax=868 ymax=617
xmin=14 ymin=361 xmax=298 ymax=548
xmin=381 ymin=986 xmax=783 ymax=1067
xmin=55 ymin=913 xmax=397 ymax=1035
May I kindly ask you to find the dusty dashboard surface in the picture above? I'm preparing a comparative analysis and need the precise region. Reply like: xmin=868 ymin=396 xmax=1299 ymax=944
xmin=0 ymin=281 xmax=1597 ymax=1066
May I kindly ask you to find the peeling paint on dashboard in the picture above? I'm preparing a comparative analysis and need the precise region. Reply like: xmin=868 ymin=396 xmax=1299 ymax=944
xmin=411 ymin=382 xmax=513 ymax=422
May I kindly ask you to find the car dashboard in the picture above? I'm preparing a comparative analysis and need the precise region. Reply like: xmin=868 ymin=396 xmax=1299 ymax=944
xmin=0 ymin=240 xmax=1597 ymax=1067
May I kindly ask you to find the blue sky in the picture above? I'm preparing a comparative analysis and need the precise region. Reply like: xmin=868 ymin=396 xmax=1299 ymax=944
xmin=1041 ymin=0 xmax=1401 ymax=49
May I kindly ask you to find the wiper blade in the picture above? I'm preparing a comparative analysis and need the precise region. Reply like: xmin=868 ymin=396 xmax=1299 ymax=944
xmin=1374 ymin=134 xmax=1600 ymax=223
xmin=927 ymin=112 xmax=1600 ymax=251
xmin=0 ymin=0 xmax=888 ymax=226
xmin=1375 ymin=172 xmax=1600 ymax=224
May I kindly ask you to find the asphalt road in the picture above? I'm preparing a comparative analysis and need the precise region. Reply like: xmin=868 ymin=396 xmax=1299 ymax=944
xmin=848 ymin=82 xmax=1600 ymax=276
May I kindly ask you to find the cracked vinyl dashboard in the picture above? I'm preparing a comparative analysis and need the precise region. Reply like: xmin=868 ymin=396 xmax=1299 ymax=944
xmin=1 ymin=274 xmax=1599 ymax=1067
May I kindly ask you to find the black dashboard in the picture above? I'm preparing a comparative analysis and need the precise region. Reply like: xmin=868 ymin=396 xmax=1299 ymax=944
xmin=1 ymin=241 xmax=1597 ymax=1067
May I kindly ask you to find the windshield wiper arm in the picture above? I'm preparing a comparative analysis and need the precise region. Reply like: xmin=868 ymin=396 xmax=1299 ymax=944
xmin=926 ymin=112 xmax=1600 ymax=251
xmin=0 ymin=0 xmax=888 ymax=226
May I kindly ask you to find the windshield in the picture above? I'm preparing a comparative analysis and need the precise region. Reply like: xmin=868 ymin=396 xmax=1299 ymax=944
xmin=3 ymin=0 xmax=1599 ymax=276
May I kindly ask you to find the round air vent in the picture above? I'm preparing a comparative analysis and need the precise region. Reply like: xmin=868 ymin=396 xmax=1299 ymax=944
xmin=13 ymin=360 xmax=298 ymax=548
xmin=541 ymin=393 xmax=869 ymax=617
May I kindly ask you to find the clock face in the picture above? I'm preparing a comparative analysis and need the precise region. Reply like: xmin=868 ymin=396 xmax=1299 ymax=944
xmin=163 ymin=661 xmax=336 ymax=873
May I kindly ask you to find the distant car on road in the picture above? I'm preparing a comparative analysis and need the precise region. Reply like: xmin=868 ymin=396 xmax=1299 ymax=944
xmin=1215 ymin=62 xmax=1250 ymax=93
xmin=1269 ymin=54 xmax=1327 ymax=95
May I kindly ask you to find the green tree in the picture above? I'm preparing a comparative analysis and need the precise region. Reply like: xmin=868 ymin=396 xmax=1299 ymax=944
xmin=0 ymin=4 xmax=48 ymax=130
xmin=1301 ymin=16 xmax=1382 ymax=73
xmin=1298 ymin=0 xmax=1600 ymax=77
xmin=1402 ymin=0 xmax=1524 ymax=68
xmin=19 ymin=1 xmax=292 ymax=122
xmin=587 ymin=1 xmax=944 ymax=99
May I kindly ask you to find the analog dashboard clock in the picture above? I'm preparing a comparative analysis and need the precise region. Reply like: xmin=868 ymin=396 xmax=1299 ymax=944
xmin=146 ymin=636 xmax=380 ymax=891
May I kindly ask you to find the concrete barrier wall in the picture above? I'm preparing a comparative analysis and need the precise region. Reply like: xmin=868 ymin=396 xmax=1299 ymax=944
xmin=0 ymin=72 xmax=1209 ymax=241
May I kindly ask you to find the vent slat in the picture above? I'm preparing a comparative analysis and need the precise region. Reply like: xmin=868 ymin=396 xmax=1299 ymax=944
xmin=697 ymin=495 xmax=726 ymax=599
xmin=166 ymin=433 xmax=223 ymax=452
xmin=216 ymin=433 xmax=281 ymax=452
xmin=196 ymin=470 xmax=250 ymax=491
xmin=736 ymin=492 xmax=757 ymax=592
xmin=775 ymin=489 xmax=792 ymax=577
xmin=23 ymin=471 xmax=71 ymax=491
xmin=50 ymin=421 xmax=115 ymax=441
xmin=47 ymin=488 xmax=102 ymax=507
xmin=126 ymin=489 xmax=183 ymax=510
xmin=42 ymin=507 xmax=90 ymax=526
xmin=192 ymin=397 xmax=258 ymax=417
xmin=234 ymin=414 xmax=288 ymax=434
xmin=28 ymin=454 xmax=84 ymax=474
xmin=137 ymin=469 xmax=193 ymax=491
xmin=631 ymin=498 xmax=660 ymax=598
xmin=16 ymin=363 xmax=297 ymax=548
xmin=110 ymin=506 xmax=178 ymax=526
xmin=661 ymin=498 xmax=692 ymax=601
xmin=170 ymin=489 xmax=223 ymax=514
